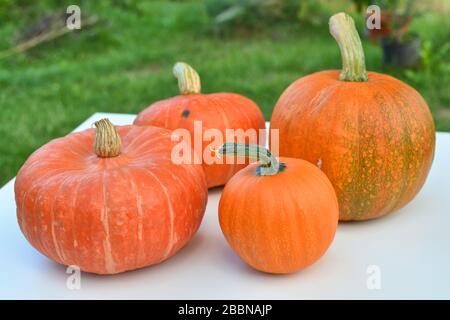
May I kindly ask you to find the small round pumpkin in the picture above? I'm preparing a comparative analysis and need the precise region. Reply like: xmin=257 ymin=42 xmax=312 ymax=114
xmin=14 ymin=119 xmax=207 ymax=274
xmin=270 ymin=13 xmax=436 ymax=221
xmin=134 ymin=62 xmax=266 ymax=188
xmin=217 ymin=143 xmax=339 ymax=274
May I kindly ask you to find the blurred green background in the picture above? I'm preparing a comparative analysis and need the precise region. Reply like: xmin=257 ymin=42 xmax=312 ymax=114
xmin=0 ymin=0 xmax=449 ymax=186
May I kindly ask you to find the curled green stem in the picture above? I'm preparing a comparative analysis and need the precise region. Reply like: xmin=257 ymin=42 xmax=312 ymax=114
xmin=217 ymin=142 xmax=283 ymax=176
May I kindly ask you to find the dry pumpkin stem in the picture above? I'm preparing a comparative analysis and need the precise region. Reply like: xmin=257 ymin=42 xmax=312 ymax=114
xmin=217 ymin=142 xmax=284 ymax=176
xmin=329 ymin=12 xmax=368 ymax=82
xmin=94 ymin=118 xmax=122 ymax=158
xmin=173 ymin=62 xmax=201 ymax=95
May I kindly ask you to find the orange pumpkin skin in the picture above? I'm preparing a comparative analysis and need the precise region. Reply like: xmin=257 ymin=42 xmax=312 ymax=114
xmin=134 ymin=93 xmax=266 ymax=188
xmin=219 ymin=157 xmax=339 ymax=274
xmin=270 ymin=70 xmax=436 ymax=221
xmin=14 ymin=125 xmax=207 ymax=274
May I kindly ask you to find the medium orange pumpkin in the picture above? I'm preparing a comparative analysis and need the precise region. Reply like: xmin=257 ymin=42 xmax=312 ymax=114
xmin=14 ymin=119 xmax=207 ymax=274
xmin=270 ymin=13 xmax=435 ymax=221
xmin=134 ymin=62 xmax=266 ymax=188
xmin=217 ymin=143 xmax=339 ymax=274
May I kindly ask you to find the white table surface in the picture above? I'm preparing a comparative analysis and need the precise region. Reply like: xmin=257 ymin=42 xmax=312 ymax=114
xmin=1 ymin=112 xmax=449 ymax=300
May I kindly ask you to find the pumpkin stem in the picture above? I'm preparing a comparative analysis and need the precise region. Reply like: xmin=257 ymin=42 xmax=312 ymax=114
xmin=329 ymin=12 xmax=368 ymax=82
xmin=173 ymin=62 xmax=201 ymax=95
xmin=94 ymin=118 xmax=122 ymax=158
xmin=217 ymin=142 xmax=284 ymax=176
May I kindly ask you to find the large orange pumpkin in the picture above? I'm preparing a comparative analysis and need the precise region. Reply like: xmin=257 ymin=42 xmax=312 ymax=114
xmin=14 ymin=119 xmax=207 ymax=274
xmin=270 ymin=13 xmax=435 ymax=221
xmin=134 ymin=62 xmax=266 ymax=188
xmin=217 ymin=143 xmax=339 ymax=274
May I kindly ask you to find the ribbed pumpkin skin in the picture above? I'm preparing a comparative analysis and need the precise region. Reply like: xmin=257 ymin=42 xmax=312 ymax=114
xmin=134 ymin=93 xmax=266 ymax=188
xmin=270 ymin=70 xmax=436 ymax=221
xmin=14 ymin=125 xmax=207 ymax=274
xmin=219 ymin=158 xmax=339 ymax=274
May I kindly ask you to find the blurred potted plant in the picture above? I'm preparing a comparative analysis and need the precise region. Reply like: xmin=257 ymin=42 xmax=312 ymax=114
xmin=368 ymin=0 xmax=420 ymax=67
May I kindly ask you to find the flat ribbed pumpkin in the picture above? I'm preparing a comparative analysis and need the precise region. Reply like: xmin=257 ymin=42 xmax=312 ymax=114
xmin=134 ymin=62 xmax=266 ymax=188
xmin=14 ymin=119 xmax=207 ymax=274
xmin=270 ymin=13 xmax=435 ymax=221
xmin=217 ymin=143 xmax=339 ymax=274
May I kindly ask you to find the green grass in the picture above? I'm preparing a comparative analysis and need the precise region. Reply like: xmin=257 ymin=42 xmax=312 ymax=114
xmin=1 ymin=0 xmax=449 ymax=186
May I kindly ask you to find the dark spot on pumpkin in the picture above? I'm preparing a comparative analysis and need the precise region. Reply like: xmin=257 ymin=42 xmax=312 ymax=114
xmin=181 ymin=109 xmax=190 ymax=118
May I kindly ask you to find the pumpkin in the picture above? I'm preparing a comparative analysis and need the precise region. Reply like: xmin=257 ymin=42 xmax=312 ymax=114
xmin=270 ymin=13 xmax=435 ymax=221
xmin=14 ymin=119 xmax=207 ymax=274
xmin=134 ymin=62 xmax=266 ymax=188
xmin=217 ymin=143 xmax=339 ymax=274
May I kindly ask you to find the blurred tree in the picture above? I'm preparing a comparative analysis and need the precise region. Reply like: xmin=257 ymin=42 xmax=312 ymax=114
xmin=205 ymin=0 xmax=300 ymax=34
